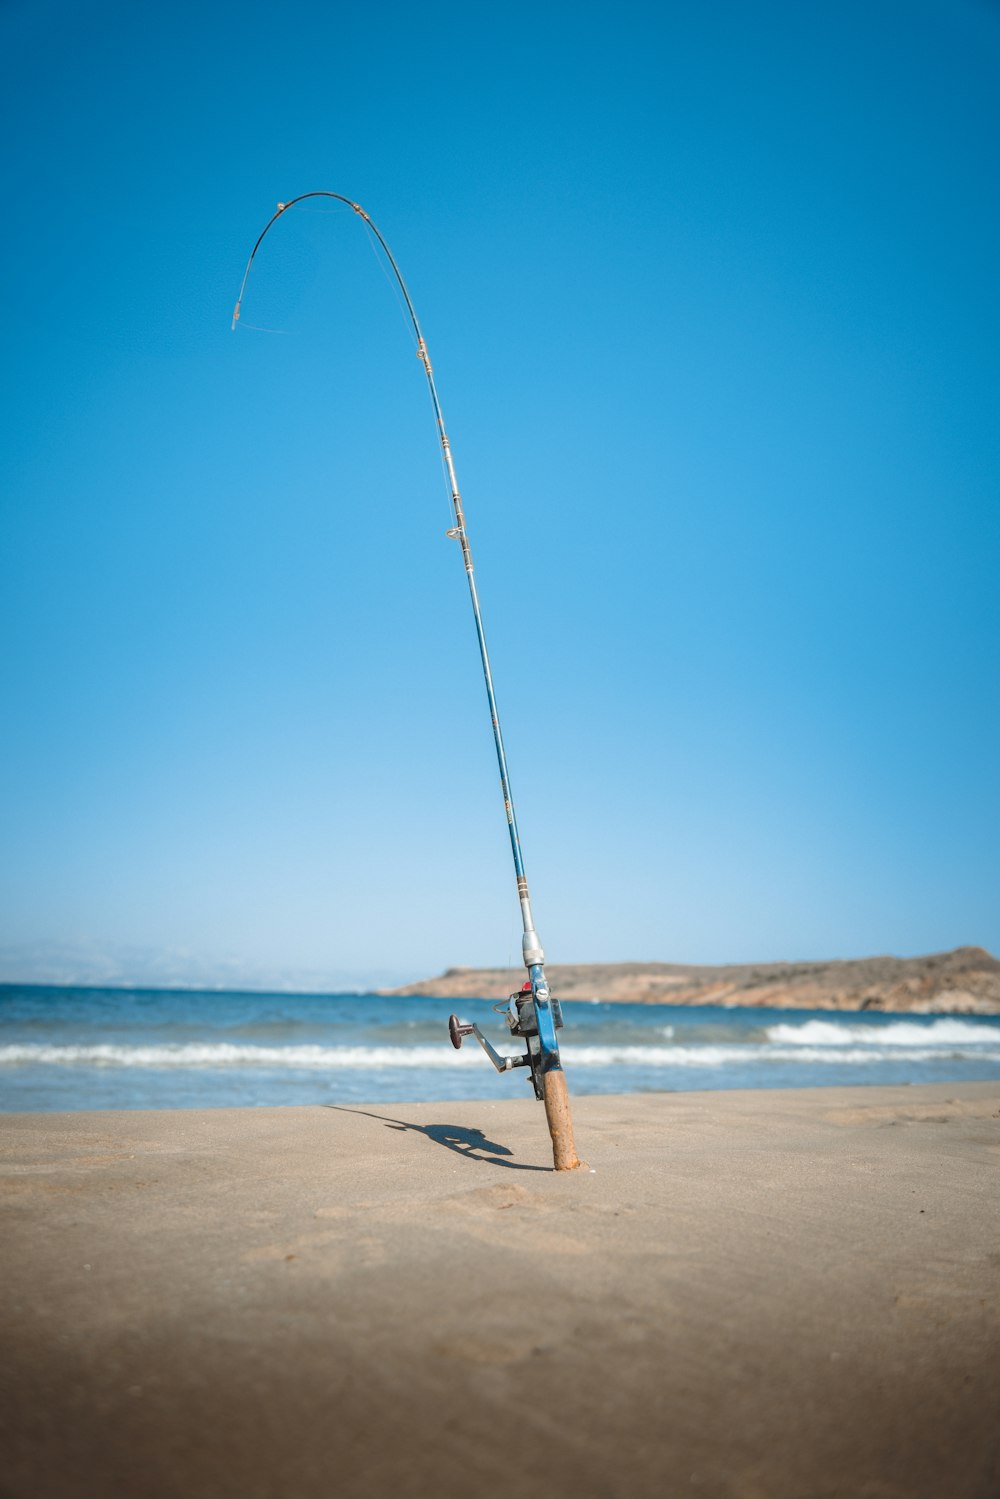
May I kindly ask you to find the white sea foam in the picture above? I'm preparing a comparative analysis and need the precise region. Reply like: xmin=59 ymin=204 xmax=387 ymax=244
xmin=0 ymin=1043 xmax=490 ymax=1070
xmin=765 ymin=1018 xmax=997 ymax=1048
xmin=567 ymin=1045 xmax=762 ymax=1066
xmin=2 ymin=1038 xmax=999 ymax=1071
xmin=566 ymin=1044 xmax=1000 ymax=1066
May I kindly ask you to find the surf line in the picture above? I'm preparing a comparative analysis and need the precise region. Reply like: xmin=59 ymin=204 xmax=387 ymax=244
xmin=232 ymin=193 xmax=583 ymax=1170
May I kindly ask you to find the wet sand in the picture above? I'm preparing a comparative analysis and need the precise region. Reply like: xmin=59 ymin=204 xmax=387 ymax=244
xmin=2 ymin=1082 xmax=998 ymax=1499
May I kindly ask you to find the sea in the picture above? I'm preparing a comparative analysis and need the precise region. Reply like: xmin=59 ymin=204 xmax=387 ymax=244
xmin=1 ymin=984 xmax=999 ymax=1113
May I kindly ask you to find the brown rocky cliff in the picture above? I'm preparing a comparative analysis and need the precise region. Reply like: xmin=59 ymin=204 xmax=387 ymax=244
xmin=385 ymin=946 xmax=1000 ymax=1013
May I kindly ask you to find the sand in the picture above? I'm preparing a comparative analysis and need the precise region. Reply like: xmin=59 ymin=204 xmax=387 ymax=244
xmin=2 ymin=1082 xmax=998 ymax=1499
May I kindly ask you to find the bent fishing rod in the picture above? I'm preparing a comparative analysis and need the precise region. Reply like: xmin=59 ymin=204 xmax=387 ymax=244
xmin=233 ymin=192 xmax=582 ymax=1170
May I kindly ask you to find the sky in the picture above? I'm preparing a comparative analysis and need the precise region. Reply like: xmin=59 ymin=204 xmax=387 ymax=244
xmin=1 ymin=0 xmax=997 ymax=990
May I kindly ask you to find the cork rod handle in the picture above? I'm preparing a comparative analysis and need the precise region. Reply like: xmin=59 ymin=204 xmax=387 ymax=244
xmin=543 ymin=1069 xmax=585 ymax=1171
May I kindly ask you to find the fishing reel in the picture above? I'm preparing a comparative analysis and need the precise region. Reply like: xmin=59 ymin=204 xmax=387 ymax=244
xmin=448 ymin=983 xmax=564 ymax=1102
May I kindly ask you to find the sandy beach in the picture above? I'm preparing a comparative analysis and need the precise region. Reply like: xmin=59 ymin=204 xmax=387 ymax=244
xmin=2 ymin=1082 xmax=997 ymax=1499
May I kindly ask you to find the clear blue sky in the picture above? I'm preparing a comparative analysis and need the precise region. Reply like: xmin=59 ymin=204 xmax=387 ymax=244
xmin=1 ymin=0 xmax=997 ymax=989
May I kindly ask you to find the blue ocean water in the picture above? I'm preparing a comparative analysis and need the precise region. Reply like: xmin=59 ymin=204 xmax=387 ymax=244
xmin=1 ymin=984 xmax=998 ymax=1113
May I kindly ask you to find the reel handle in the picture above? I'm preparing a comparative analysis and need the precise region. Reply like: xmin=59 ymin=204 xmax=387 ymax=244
xmin=448 ymin=1015 xmax=476 ymax=1049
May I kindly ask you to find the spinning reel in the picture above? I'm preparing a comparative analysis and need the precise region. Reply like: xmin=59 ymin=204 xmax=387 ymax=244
xmin=448 ymin=982 xmax=565 ymax=1102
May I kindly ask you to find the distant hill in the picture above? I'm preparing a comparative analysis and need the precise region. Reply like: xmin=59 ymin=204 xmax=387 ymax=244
xmin=386 ymin=946 xmax=1000 ymax=1013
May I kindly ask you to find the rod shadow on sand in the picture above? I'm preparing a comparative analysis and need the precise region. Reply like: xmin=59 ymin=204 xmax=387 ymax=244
xmin=327 ymin=1106 xmax=550 ymax=1171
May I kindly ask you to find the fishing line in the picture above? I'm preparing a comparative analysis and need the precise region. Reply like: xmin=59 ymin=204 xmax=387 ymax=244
xmin=355 ymin=215 xmax=460 ymax=535
xmin=354 ymin=217 xmax=454 ymax=535
xmin=360 ymin=217 xmax=413 ymax=339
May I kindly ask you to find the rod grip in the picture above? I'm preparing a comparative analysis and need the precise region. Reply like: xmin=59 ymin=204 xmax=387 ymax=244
xmin=543 ymin=1069 xmax=584 ymax=1171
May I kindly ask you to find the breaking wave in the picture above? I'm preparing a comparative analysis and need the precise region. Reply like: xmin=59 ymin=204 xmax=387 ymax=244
xmin=2 ymin=1033 xmax=999 ymax=1071
xmin=565 ymin=1043 xmax=1000 ymax=1067
xmin=765 ymin=1018 xmax=995 ymax=1048
xmin=0 ymin=1043 xmax=487 ymax=1070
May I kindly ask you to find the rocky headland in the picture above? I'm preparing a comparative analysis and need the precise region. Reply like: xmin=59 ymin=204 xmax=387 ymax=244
xmin=387 ymin=945 xmax=1000 ymax=1013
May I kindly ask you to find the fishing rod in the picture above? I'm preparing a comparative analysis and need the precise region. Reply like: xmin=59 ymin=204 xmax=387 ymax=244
xmin=233 ymin=192 xmax=583 ymax=1170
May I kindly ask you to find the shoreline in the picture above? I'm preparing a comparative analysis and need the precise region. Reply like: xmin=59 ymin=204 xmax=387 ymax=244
xmin=3 ymin=1081 xmax=998 ymax=1498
